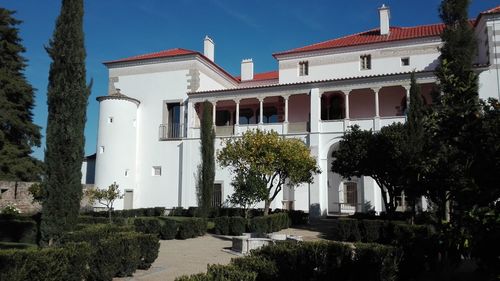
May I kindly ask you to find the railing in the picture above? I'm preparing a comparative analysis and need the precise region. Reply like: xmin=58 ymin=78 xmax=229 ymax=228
xmin=288 ymin=122 xmax=309 ymax=133
xmin=329 ymin=202 xmax=364 ymax=214
xmin=215 ymin=125 xmax=234 ymax=136
xmin=159 ymin=123 xmax=183 ymax=140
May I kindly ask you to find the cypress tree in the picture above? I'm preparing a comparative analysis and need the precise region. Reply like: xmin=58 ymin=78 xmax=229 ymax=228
xmin=427 ymin=0 xmax=479 ymax=219
xmin=41 ymin=0 xmax=90 ymax=245
xmin=405 ymin=72 xmax=426 ymax=219
xmin=0 ymin=8 xmax=43 ymax=181
xmin=198 ymin=101 xmax=215 ymax=216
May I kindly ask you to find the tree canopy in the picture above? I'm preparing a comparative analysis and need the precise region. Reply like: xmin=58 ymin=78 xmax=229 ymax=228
xmin=0 ymin=8 xmax=42 ymax=181
xmin=41 ymin=0 xmax=90 ymax=246
xmin=218 ymin=129 xmax=320 ymax=215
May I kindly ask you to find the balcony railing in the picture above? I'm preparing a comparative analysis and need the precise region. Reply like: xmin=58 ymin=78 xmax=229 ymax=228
xmin=159 ymin=123 xmax=183 ymax=140
xmin=288 ymin=122 xmax=309 ymax=133
xmin=215 ymin=125 xmax=234 ymax=136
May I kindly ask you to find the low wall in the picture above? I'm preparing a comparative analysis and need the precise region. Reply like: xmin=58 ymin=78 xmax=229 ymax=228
xmin=0 ymin=181 xmax=94 ymax=214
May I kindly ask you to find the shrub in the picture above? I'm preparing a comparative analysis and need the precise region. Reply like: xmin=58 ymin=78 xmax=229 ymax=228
xmin=287 ymin=210 xmax=308 ymax=226
xmin=0 ymin=242 xmax=36 ymax=250
xmin=229 ymin=217 xmax=247 ymax=236
xmin=231 ymin=255 xmax=278 ymax=281
xmin=214 ymin=216 xmax=230 ymax=235
xmin=154 ymin=207 xmax=166 ymax=216
xmin=134 ymin=217 xmax=161 ymax=236
xmin=248 ymin=216 xmax=267 ymax=235
xmin=113 ymin=232 xmax=141 ymax=277
xmin=170 ymin=207 xmax=188 ymax=217
xmin=176 ymin=264 xmax=257 ymax=281
xmin=0 ymin=242 xmax=91 ymax=281
xmin=328 ymin=218 xmax=362 ymax=241
xmin=0 ymin=219 xmax=37 ymax=244
xmin=359 ymin=220 xmax=385 ymax=243
xmin=159 ymin=218 xmax=178 ymax=240
xmin=248 ymin=213 xmax=289 ymax=235
xmin=136 ymin=233 xmax=160 ymax=269
xmin=177 ymin=220 xmax=196 ymax=239
xmin=251 ymin=241 xmax=399 ymax=281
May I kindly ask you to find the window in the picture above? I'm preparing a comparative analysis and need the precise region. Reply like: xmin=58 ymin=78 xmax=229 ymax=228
xmin=298 ymin=61 xmax=309 ymax=76
xmin=401 ymin=57 xmax=410 ymax=66
xmin=108 ymin=117 xmax=113 ymax=124
xmin=360 ymin=55 xmax=371 ymax=70
xmin=163 ymin=102 xmax=182 ymax=138
xmin=343 ymin=182 xmax=357 ymax=206
xmin=212 ymin=183 xmax=222 ymax=207
xmin=99 ymin=146 xmax=105 ymax=154
xmin=152 ymin=166 xmax=162 ymax=176
xmin=125 ymin=169 xmax=129 ymax=177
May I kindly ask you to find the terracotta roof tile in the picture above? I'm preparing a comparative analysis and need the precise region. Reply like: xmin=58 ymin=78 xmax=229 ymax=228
xmin=481 ymin=5 xmax=500 ymax=15
xmin=104 ymin=48 xmax=197 ymax=64
xmin=235 ymin=70 xmax=279 ymax=82
xmin=274 ymin=24 xmax=446 ymax=57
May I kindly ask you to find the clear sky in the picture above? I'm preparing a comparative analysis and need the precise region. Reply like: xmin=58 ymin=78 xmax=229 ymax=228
xmin=1 ymin=0 xmax=498 ymax=160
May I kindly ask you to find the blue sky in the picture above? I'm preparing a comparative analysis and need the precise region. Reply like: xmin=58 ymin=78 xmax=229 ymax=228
xmin=2 ymin=0 xmax=498 ymax=159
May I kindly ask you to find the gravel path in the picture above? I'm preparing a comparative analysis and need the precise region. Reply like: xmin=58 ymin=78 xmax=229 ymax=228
xmin=115 ymin=227 xmax=323 ymax=281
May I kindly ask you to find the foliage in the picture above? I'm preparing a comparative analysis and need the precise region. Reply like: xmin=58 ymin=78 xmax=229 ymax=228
xmin=41 ymin=0 xmax=91 ymax=246
xmin=1 ymin=202 xmax=21 ymax=215
xmin=159 ymin=218 xmax=178 ymax=239
xmin=133 ymin=217 xmax=161 ymax=236
xmin=214 ymin=216 xmax=247 ymax=236
xmin=248 ymin=213 xmax=290 ymax=234
xmin=135 ymin=233 xmax=160 ymax=270
xmin=176 ymin=264 xmax=257 ymax=281
xmin=227 ymin=170 xmax=268 ymax=218
xmin=332 ymin=124 xmax=410 ymax=215
xmin=198 ymin=101 xmax=215 ymax=216
xmin=218 ymin=129 xmax=320 ymax=215
xmin=0 ymin=218 xmax=37 ymax=244
xmin=248 ymin=241 xmax=399 ymax=281
xmin=0 ymin=242 xmax=91 ymax=281
xmin=27 ymin=183 xmax=43 ymax=203
xmin=85 ymin=182 xmax=123 ymax=223
xmin=0 ymin=8 xmax=43 ymax=182
xmin=83 ymin=207 xmax=165 ymax=218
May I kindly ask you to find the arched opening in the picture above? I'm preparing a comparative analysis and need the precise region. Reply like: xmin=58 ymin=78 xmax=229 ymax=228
xmin=321 ymin=92 xmax=345 ymax=120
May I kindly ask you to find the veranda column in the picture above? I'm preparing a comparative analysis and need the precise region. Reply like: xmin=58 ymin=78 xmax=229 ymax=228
xmin=403 ymin=84 xmax=411 ymax=116
xmin=282 ymin=95 xmax=289 ymax=134
xmin=372 ymin=87 xmax=381 ymax=131
xmin=212 ymin=100 xmax=217 ymax=126
xmin=234 ymin=98 xmax=240 ymax=135
xmin=258 ymin=97 xmax=264 ymax=125
xmin=342 ymin=89 xmax=351 ymax=131
xmin=179 ymin=100 xmax=185 ymax=137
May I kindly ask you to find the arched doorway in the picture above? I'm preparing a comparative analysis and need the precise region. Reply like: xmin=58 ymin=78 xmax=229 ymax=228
xmin=327 ymin=141 xmax=363 ymax=214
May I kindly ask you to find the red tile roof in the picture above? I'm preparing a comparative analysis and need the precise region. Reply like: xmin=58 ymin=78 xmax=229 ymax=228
xmin=481 ymin=5 xmax=500 ymax=15
xmin=235 ymin=70 xmax=279 ymax=82
xmin=273 ymin=24 xmax=446 ymax=57
xmin=104 ymin=48 xmax=197 ymax=64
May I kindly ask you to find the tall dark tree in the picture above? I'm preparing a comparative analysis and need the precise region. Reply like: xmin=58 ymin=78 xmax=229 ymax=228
xmin=404 ymin=72 xmax=426 ymax=217
xmin=41 ymin=0 xmax=90 ymax=246
xmin=197 ymin=101 xmax=215 ymax=216
xmin=0 ymin=8 xmax=42 ymax=181
xmin=425 ymin=0 xmax=480 ymax=218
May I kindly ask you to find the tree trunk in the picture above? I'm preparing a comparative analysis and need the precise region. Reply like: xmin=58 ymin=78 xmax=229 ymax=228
xmin=108 ymin=209 xmax=112 ymax=224
xmin=263 ymin=200 xmax=271 ymax=216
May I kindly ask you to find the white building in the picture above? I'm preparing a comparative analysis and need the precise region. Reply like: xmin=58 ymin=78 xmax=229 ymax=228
xmin=90 ymin=5 xmax=500 ymax=216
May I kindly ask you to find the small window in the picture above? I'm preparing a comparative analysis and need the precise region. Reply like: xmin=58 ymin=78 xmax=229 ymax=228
xmin=344 ymin=182 xmax=357 ymax=206
xmin=401 ymin=57 xmax=410 ymax=66
xmin=108 ymin=117 xmax=113 ymax=124
xmin=99 ymin=146 xmax=105 ymax=154
xmin=125 ymin=169 xmax=129 ymax=177
xmin=360 ymin=55 xmax=371 ymax=70
xmin=152 ymin=166 xmax=162 ymax=176
xmin=298 ymin=61 xmax=309 ymax=76
xmin=212 ymin=183 xmax=222 ymax=207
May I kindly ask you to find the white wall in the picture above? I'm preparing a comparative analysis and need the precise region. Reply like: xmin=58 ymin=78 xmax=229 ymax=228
xmin=278 ymin=40 xmax=441 ymax=84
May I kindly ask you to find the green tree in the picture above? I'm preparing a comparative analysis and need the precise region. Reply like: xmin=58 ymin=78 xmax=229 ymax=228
xmin=332 ymin=124 xmax=410 ymax=216
xmin=41 ymin=0 xmax=90 ymax=246
xmin=197 ymin=101 xmax=215 ymax=217
xmin=405 ymin=72 xmax=427 ymax=219
xmin=85 ymin=182 xmax=123 ymax=223
xmin=0 ymin=8 xmax=42 ymax=181
xmin=218 ymin=129 xmax=320 ymax=215
xmin=227 ymin=170 xmax=268 ymax=219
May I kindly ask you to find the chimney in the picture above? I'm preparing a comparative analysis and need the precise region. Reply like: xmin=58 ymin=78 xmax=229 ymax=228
xmin=241 ymin=59 xmax=254 ymax=81
xmin=379 ymin=4 xmax=390 ymax=35
xmin=204 ymin=36 xmax=215 ymax=61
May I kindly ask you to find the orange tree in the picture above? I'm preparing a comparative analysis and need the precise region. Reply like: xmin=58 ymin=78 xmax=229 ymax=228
xmin=217 ymin=129 xmax=320 ymax=215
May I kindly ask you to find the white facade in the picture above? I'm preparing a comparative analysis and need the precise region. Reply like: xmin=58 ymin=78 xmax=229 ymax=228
xmin=90 ymin=6 xmax=500 ymax=215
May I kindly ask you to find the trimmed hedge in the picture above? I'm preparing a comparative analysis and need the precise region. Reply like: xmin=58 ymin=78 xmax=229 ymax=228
xmin=82 ymin=207 xmax=166 ymax=218
xmin=159 ymin=218 xmax=178 ymax=239
xmin=214 ymin=216 xmax=246 ymax=236
xmin=0 ymin=219 xmax=37 ymax=244
xmin=77 ymin=215 xmax=126 ymax=225
xmin=62 ymin=224 xmax=159 ymax=281
xmin=0 ymin=242 xmax=91 ymax=281
xmin=133 ymin=217 xmax=206 ymax=240
xmin=134 ymin=217 xmax=161 ymax=236
xmin=175 ymin=264 xmax=257 ymax=281
xmin=0 ymin=242 xmax=36 ymax=250
xmin=248 ymin=241 xmax=399 ymax=281
xmin=214 ymin=216 xmax=230 ymax=235
xmin=248 ymin=213 xmax=290 ymax=235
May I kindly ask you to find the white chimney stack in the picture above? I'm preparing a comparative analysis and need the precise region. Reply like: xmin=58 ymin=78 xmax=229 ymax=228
xmin=204 ymin=36 xmax=215 ymax=61
xmin=241 ymin=59 xmax=254 ymax=81
xmin=379 ymin=4 xmax=390 ymax=36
